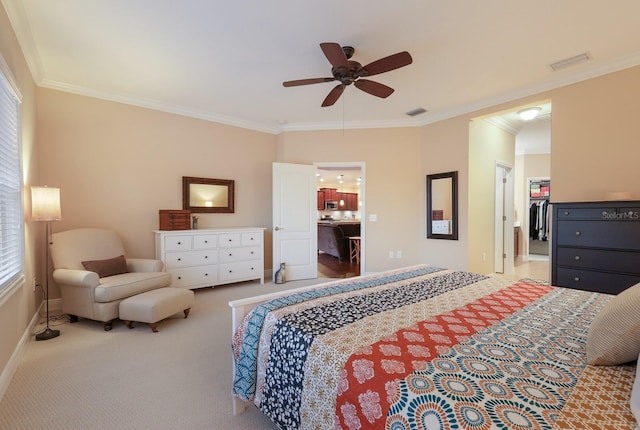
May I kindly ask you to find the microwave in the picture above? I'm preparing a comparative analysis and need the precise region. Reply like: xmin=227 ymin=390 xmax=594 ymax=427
xmin=325 ymin=201 xmax=339 ymax=210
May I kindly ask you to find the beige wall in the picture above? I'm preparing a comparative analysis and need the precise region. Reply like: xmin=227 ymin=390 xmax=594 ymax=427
xmin=277 ymin=127 xmax=422 ymax=272
xmin=419 ymin=117 xmax=470 ymax=271
xmin=0 ymin=5 xmax=39 ymax=388
xmin=468 ymin=120 xmax=515 ymax=273
xmin=550 ymin=67 xmax=640 ymax=202
xmin=36 ymin=89 xmax=277 ymax=295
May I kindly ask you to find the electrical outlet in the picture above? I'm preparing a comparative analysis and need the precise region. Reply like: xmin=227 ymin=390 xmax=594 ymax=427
xmin=396 ymin=250 xmax=402 ymax=258
xmin=389 ymin=251 xmax=394 ymax=258
xmin=32 ymin=277 xmax=37 ymax=291
xmin=482 ymin=252 xmax=486 ymax=261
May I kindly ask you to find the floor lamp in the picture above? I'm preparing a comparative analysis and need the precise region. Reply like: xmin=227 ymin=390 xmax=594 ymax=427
xmin=31 ymin=186 xmax=62 ymax=341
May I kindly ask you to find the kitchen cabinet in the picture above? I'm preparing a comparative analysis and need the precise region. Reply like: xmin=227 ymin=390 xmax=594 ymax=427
xmin=337 ymin=192 xmax=358 ymax=211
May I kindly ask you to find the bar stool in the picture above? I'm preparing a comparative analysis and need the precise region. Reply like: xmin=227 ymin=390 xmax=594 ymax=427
xmin=348 ymin=236 xmax=361 ymax=264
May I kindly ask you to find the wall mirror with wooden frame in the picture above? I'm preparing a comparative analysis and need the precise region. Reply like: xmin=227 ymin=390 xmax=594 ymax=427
xmin=182 ymin=176 xmax=235 ymax=213
xmin=426 ymin=171 xmax=458 ymax=240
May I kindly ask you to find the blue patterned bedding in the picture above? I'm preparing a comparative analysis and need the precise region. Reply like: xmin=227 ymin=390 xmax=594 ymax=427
xmin=231 ymin=265 xmax=637 ymax=429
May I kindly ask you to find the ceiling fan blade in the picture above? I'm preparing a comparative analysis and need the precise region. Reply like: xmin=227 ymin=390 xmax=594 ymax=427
xmin=283 ymin=77 xmax=335 ymax=87
xmin=321 ymin=84 xmax=346 ymax=107
xmin=360 ymin=51 xmax=413 ymax=77
xmin=354 ymin=79 xmax=394 ymax=98
xmin=320 ymin=42 xmax=349 ymax=69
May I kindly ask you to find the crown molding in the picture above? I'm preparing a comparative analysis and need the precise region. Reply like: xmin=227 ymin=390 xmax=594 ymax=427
xmin=39 ymin=79 xmax=281 ymax=135
xmin=1 ymin=0 xmax=43 ymax=84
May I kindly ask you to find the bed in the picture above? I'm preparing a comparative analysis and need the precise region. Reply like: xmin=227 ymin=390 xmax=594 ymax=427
xmin=229 ymin=265 xmax=639 ymax=429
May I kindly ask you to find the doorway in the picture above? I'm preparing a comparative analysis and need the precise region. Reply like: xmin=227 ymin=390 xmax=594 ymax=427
xmin=315 ymin=162 xmax=365 ymax=278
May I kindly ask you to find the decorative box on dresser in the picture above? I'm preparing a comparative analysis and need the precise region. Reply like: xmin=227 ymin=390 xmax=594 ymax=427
xmin=154 ymin=228 xmax=264 ymax=289
xmin=551 ymin=201 xmax=640 ymax=295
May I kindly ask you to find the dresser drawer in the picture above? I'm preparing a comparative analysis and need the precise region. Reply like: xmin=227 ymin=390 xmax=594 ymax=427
xmin=169 ymin=265 xmax=218 ymax=288
xmin=555 ymin=206 xmax=618 ymax=220
xmin=556 ymin=220 xmax=640 ymax=250
xmin=165 ymin=250 xmax=218 ymax=269
xmin=219 ymin=246 xmax=261 ymax=263
xmin=164 ymin=235 xmax=193 ymax=251
xmin=241 ymin=232 xmax=262 ymax=246
xmin=556 ymin=268 xmax=640 ymax=295
xmin=219 ymin=261 xmax=262 ymax=282
xmin=193 ymin=234 xmax=217 ymax=249
xmin=556 ymin=247 xmax=640 ymax=275
xmin=218 ymin=233 xmax=240 ymax=247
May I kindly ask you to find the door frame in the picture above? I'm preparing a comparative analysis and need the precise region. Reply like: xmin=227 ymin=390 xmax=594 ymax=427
xmin=494 ymin=161 xmax=514 ymax=275
xmin=314 ymin=161 xmax=366 ymax=275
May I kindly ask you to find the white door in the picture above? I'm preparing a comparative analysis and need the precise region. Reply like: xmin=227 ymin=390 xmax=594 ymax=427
xmin=494 ymin=163 xmax=514 ymax=275
xmin=272 ymin=162 xmax=318 ymax=281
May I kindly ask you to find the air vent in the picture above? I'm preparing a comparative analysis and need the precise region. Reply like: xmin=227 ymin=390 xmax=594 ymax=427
xmin=550 ymin=52 xmax=591 ymax=71
xmin=405 ymin=107 xmax=427 ymax=117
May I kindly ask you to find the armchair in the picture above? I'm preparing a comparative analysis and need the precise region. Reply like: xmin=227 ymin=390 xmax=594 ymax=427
xmin=50 ymin=228 xmax=171 ymax=331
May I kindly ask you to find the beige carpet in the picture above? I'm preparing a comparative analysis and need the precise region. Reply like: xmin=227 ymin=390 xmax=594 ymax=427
xmin=0 ymin=278 xmax=322 ymax=430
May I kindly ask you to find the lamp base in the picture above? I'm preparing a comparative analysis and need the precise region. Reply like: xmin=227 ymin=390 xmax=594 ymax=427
xmin=35 ymin=327 xmax=60 ymax=341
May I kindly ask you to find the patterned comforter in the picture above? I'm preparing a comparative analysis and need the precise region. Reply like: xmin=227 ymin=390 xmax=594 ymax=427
xmin=232 ymin=265 xmax=637 ymax=429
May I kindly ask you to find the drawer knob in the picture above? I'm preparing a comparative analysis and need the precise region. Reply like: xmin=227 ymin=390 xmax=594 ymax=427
xmin=250 ymin=251 xmax=254 ymax=255
xmin=228 ymin=270 xmax=233 ymax=273
xmin=574 ymin=256 xmax=580 ymax=260
xmin=574 ymin=277 xmax=580 ymax=282
xmin=575 ymin=231 xmax=581 ymax=236
xmin=177 ymin=258 xmax=182 ymax=261
xmin=564 ymin=211 xmax=570 ymax=216
xmin=204 ymin=240 xmax=208 ymax=244
xmin=228 ymin=239 xmax=232 ymax=242
xmin=177 ymin=242 xmax=182 ymax=245
xmin=205 ymin=256 xmax=208 ymax=259
xmin=229 ymin=253 xmax=233 ymax=256
xmin=205 ymin=273 xmax=208 ymax=276
xmin=177 ymin=276 xmax=182 ymax=280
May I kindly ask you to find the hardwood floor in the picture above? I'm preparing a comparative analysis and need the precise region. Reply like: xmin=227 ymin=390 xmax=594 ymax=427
xmin=318 ymin=252 xmax=360 ymax=278
xmin=318 ymin=252 xmax=549 ymax=282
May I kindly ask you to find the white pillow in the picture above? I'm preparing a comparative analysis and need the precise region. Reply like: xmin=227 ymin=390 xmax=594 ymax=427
xmin=632 ymin=353 xmax=640 ymax=430
xmin=586 ymin=282 xmax=640 ymax=365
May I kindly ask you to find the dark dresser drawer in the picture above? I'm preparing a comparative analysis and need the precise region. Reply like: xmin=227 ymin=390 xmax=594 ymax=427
xmin=556 ymin=206 xmax=640 ymax=220
xmin=556 ymin=220 xmax=640 ymax=250
xmin=556 ymin=247 xmax=640 ymax=274
xmin=552 ymin=201 xmax=640 ymax=294
xmin=556 ymin=268 xmax=639 ymax=295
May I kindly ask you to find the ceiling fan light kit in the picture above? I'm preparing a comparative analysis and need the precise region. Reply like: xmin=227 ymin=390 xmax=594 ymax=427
xmin=283 ymin=43 xmax=413 ymax=107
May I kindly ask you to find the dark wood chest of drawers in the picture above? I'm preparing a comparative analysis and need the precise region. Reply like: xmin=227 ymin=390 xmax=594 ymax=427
xmin=551 ymin=201 xmax=640 ymax=295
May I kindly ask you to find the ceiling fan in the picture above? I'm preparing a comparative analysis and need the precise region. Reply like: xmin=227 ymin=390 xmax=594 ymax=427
xmin=283 ymin=43 xmax=413 ymax=107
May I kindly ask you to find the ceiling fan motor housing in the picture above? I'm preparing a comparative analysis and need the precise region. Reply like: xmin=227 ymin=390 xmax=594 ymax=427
xmin=332 ymin=60 xmax=363 ymax=85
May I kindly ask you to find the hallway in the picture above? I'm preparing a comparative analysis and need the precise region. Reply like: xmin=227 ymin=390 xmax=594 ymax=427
xmin=493 ymin=254 xmax=549 ymax=282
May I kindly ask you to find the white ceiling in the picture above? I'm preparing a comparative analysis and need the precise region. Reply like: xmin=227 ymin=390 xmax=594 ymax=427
xmin=4 ymin=1 xmax=640 ymax=134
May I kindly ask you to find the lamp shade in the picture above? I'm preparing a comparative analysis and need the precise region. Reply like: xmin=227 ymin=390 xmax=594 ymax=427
xmin=31 ymin=186 xmax=62 ymax=221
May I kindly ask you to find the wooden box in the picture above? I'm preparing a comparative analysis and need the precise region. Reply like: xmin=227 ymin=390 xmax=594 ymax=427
xmin=159 ymin=210 xmax=191 ymax=230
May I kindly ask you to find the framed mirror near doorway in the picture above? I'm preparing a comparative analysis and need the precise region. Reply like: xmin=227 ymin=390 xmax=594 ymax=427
xmin=426 ymin=171 xmax=458 ymax=240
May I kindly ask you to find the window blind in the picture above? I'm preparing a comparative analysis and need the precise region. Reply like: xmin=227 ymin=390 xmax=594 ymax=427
xmin=0 ymin=66 xmax=23 ymax=292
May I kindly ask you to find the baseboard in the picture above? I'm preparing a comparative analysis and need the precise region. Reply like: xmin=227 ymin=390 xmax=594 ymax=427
xmin=0 ymin=300 xmax=44 ymax=401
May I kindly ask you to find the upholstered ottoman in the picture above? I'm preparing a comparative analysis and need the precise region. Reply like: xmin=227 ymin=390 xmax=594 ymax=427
xmin=119 ymin=287 xmax=194 ymax=332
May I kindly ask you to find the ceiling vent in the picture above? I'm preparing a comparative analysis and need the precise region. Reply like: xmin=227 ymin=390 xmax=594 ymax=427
xmin=550 ymin=52 xmax=591 ymax=71
xmin=405 ymin=107 xmax=427 ymax=117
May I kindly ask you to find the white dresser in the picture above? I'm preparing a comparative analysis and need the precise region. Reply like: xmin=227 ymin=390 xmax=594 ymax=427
xmin=154 ymin=228 xmax=264 ymax=289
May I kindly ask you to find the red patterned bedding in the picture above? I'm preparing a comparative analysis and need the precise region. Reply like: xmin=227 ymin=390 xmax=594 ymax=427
xmin=231 ymin=265 xmax=637 ymax=429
